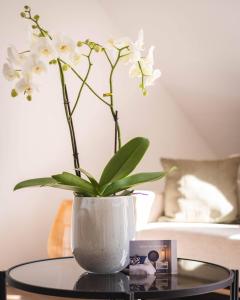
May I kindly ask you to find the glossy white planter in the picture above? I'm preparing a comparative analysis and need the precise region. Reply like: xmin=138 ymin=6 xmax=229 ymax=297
xmin=71 ymin=196 xmax=135 ymax=274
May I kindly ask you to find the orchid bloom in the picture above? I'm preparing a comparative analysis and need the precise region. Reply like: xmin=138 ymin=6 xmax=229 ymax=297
xmin=15 ymin=74 xmax=37 ymax=99
xmin=107 ymin=37 xmax=131 ymax=50
xmin=139 ymin=46 xmax=155 ymax=75
xmin=106 ymin=36 xmax=131 ymax=62
xmin=7 ymin=46 xmax=27 ymax=66
xmin=144 ymin=69 xmax=161 ymax=86
xmin=54 ymin=34 xmax=75 ymax=55
xmin=23 ymin=54 xmax=46 ymax=76
xmin=107 ymin=30 xmax=144 ymax=64
xmin=123 ymin=29 xmax=144 ymax=63
xmin=129 ymin=46 xmax=155 ymax=78
xmin=3 ymin=20 xmax=161 ymax=102
xmin=3 ymin=63 xmax=20 ymax=81
xmin=31 ymin=36 xmax=55 ymax=58
xmin=129 ymin=46 xmax=161 ymax=92
xmin=134 ymin=29 xmax=144 ymax=53
xmin=69 ymin=51 xmax=82 ymax=65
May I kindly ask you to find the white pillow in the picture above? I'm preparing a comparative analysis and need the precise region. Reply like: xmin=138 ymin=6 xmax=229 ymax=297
xmin=161 ymin=157 xmax=240 ymax=223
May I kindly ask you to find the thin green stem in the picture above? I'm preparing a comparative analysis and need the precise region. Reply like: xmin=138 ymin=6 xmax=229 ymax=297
xmin=25 ymin=8 xmax=52 ymax=40
xmin=65 ymin=84 xmax=81 ymax=176
xmin=23 ymin=7 xmax=123 ymax=155
xmin=109 ymin=50 xmax=122 ymax=152
xmin=19 ymin=50 xmax=30 ymax=54
xmin=23 ymin=8 xmax=80 ymax=175
xmin=119 ymin=45 xmax=129 ymax=51
xmin=138 ymin=61 xmax=145 ymax=93
xmin=119 ymin=53 xmax=129 ymax=58
xmin=103 ymin=48 xmax=113 ymax=67
xmin=115 ymin=114 xmax=121 ymax=152
xmin=70 ymin=48 xmax=93 ymax=117
xmin=59 ymin=58 xmax=111 ymax=107
xmin=113 ymin=45 xmax=129 ymax=51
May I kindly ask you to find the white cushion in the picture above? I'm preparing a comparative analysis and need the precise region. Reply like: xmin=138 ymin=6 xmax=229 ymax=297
xmin=161 ymin=157 xmax=240 ymax=223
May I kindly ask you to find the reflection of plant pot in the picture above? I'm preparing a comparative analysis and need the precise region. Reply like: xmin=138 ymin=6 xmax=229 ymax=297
xmin=74 ymin=272 xmax=129 ymax=291
xmin=130 ymin=274 xmax=156 ymax=291
xmin=71 ymin=196 xmax=135 ymax=274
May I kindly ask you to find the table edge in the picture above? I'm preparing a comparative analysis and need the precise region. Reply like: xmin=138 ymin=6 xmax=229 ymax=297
xmin=7 ymin=256 xmax=234 ymax=299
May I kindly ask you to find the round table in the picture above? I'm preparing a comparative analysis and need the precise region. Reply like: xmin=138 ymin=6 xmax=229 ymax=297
xmin=7 ymin=257 xmax=238 ymax=300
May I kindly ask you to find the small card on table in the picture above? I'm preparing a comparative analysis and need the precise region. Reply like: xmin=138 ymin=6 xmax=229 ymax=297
xmin=129 ymin=240 xmax=177 ymax=275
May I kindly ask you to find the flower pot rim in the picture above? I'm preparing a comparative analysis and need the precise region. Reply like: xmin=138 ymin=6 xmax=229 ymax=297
xmin=74 ymin=195 xmax=135 ymax=200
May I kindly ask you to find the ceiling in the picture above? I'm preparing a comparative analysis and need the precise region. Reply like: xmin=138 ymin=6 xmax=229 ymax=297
xmin=100 ymin=0 xmax=240 ymax=156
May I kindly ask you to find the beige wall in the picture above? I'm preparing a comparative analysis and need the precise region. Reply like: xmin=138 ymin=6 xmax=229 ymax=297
xmin=0 ymin=0 xmax=215 ymax=268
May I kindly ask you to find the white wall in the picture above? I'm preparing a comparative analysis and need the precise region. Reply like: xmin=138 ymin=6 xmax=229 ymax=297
xmin=0 ymin=0 xmax=214 ymax=268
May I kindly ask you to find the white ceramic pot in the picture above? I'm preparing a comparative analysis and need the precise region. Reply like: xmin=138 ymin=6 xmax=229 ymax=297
xmin=71 ymin=196 xmax=135 ymax=274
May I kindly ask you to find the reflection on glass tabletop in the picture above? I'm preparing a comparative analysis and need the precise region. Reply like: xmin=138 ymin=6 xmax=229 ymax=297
xmin=7 ymin=257 xmax=233 ymax=298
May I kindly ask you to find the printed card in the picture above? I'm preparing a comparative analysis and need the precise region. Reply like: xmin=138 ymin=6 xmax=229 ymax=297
xmin=129 ymin=240 xmax=177 ymax=275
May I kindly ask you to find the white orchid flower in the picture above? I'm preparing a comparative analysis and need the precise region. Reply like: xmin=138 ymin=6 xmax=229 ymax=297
xmin=129 ymin=45 xmax=161 ymax=90
xmin=134 ymin=29 xmax=144 ymax=52
xmin=107 ymin=37 xmax=131 ymax=50
xmin=123 ymin=29 xmax=144 ymax=62
xmin=23 ymin=54 xmax=47 ymax=76
xmin=54 ymin=34 xmax=75 ymax=55
xmin=141 ymin=46 xmax=155 ymax=75
xmin=2 ymin=63 xmax=20 ymax=81
xmin=106 ymin=30 xmax=144 ymax=64
xmin=7 ymin=46 xmax=27 ymax=67
xmin=129 ymin=63 xmax=141 ymax=78
xmin=31 ymin=36 xmax=55 ymax=58
xmin=129 ymin=46 xmax=155 ymax=77
xmin=105 ymin=37 xmax=130 ymax=62
xmin=69 ymin=51 xmax=81 ymax=65
xmin=15 ymin=75 xmax=37 ymax=96
xmin=144 ymin=69 xmax=161 ymax=86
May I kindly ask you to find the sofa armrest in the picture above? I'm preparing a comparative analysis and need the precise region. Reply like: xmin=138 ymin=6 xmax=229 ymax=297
xmin=134 ymin=190 xmax=164 ymax=230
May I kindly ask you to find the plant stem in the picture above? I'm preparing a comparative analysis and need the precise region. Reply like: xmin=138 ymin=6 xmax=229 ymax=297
xmin=114 ymin=111 xmax=118 ymax=153
xmin=64 ymin=85 xmax=81 ymax=177
xmin=57 ymin=58 xmax=81 ymax=177
xmin=62 ymin=49 xmax=123 ymax=154
xmin=23 ymin=11 xmax=80 ymax=175
xmin=25 ymin=8 xmax=52 ymax=39
xmin=59 ymin=58 xmax=111 ymax=107
xmin=109 ymin=51 xmax=122 ymax=153
xmin=103 ymin=48 xmax=113 ymax=67
xmin=116 ymin=114 xmax=121 ymax=151
xmin=60 ymin=55 xmax=122 ymax=153
xmin=70 ymin=48 xmax=93 ymax=117
xmin=138 ymin=61 xmax=145 ymax=93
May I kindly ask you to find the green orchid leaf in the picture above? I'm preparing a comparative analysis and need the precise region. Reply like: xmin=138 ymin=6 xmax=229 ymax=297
xmin=52 ymin=172 xmax=95 ymax=196
xmin=14 ymin=177 xmax=57 ymax=191
xmin=99 ymin=137 xmax=149 ymax=186
xmin=102 ymin=172 xmax=167 ymax=196
xmin=118 ymin=190 xmax=134 ymax=196
xmin=76 ymin=168 xmax=100 ymax=193
xmin=46 ymin=183 xmax=91 ymax=196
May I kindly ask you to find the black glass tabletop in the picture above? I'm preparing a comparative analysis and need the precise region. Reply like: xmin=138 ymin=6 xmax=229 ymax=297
xmin=7 ymin=257 xmax=234 ymax=299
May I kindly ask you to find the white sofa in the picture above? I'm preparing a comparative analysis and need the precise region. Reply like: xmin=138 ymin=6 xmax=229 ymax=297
xmin=134 ymin=191 xmax=240 ymax=276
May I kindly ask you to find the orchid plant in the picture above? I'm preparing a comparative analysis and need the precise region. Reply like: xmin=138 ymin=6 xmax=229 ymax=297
xmin=3 ymin=6 xmax=170 ymax=197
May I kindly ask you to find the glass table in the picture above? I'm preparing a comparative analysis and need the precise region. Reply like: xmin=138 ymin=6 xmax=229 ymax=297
xmin=4 ymin=257 xmax=239 ymax=300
